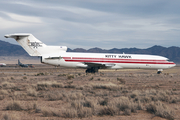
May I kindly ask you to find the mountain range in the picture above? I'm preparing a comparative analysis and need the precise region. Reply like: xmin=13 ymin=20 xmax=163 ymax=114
xmin=0 ymin=40 xmax=180 ymax=63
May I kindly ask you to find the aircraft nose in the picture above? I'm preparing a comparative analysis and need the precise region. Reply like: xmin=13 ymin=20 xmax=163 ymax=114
xmin=170 ymin=62 xmax=176 ymax=68
xmin=173 ymin=63 xmax=176 ymax=67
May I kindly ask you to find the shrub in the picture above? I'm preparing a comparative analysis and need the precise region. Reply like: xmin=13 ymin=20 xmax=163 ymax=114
xmin=108 ymin=96 xmax=141 ymax=115
xmin=71 ymin=100 xmax=83 ymax=110
xmin=62 ymin=108 xmax=78 ymax=118
xmin=98 ymin=106 xmax=116 ymax=116
xmin=41 ymin=108 xmax=53 ymax=117
xmin=83 ymin=99 xmax=95 ymax=108
xmin=69 ymin=92 xmax=83 ymax=100
xmin=36 ymin=81 xmax=52 ymax=90
xmin=27 ymin=88 xmax=37 ymax=97
xmin=1 ymin=82 xmax=15 ymax=89
xmin=89 ymin=77 xmax=94 ymax=80
xmin=0 ymin=90 xmax=8 ymax=95
xmin=36 ymin=73 xmax=44 ymax=76
xmin=2 ymin=113 xmax=11 ymax=120
xmin=69 ymin=100 xmax=93 ymax=118
xmin=146 ymin=101 xmax=174 ymax=120
xmin=130 ymin=90 xmax=140 ymax=99
xmin=77 ymin=107 xmax=92 ymax=118
xmin=23 ymin=76 xmax=27 ymax=79
xmin=124 ymin=109 xmax=131 ymax=115
xmin=41 ymin=107 xmax=60 ymax=117
xmin=99 ymin=98 xmax=108 ymax=106
xmin=45 ymin=91 xmax=63 ymax=101
xmin=91 ymin=83 xmax=122 ymax=91
xmin=58 ymin=74 xmax=66 ymax=77
xmin=1 ymin=113 xmax=19 ymax=120
xmin=136 ymin=101 xmax=143 ymax=110
xmin=117 ymin=78 xmax=126 ymax=84
xmin=51 ymin=82 xmax=64 ymax=88
xmin=116 ymin=97 xmax=131 ymax=111
xmin=6 ymin=101 xmax=23 ymax=111
xmin=0 ymin=95 xmax=5 ymax=100
xmin=67 ymin=74 xmax=74 ymax=79
xmin=37 ymin=81 xmax=51 ymax=87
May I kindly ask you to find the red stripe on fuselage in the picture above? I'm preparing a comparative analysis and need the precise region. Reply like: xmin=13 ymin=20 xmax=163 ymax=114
xmin=62 ymin=57 xmax=175 ymax=65
xmin=71 ymin=57 xmax=166 ymax=62
xmin=64 ymin=59 xmax=174 ymax=65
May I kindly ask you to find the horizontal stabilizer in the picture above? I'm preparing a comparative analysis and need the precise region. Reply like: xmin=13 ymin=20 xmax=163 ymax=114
xmin=5 ymin=33 xmax=31 ymax=38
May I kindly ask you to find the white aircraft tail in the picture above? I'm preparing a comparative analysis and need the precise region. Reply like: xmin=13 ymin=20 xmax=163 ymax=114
xmin=5 ymin=33 xmax=67 ymax=56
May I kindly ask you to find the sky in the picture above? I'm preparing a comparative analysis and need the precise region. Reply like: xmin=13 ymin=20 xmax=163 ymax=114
xmin=0 ymin=0 xmax=180 ymax=49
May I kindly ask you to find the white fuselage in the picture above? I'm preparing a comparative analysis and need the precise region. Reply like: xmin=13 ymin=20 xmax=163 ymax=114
xmin=41 ymin=52 xmax=176 ymax=70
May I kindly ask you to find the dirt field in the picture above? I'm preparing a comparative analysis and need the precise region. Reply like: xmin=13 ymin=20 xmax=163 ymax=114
xmin=0 ymin=64 xmax=180 ymax=120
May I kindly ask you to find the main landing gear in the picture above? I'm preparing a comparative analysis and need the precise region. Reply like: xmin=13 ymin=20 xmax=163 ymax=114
xmin=157 ymin=69 xmax=163 ymax=74
xmin=86 ymin=67 xmax=99 ymax=73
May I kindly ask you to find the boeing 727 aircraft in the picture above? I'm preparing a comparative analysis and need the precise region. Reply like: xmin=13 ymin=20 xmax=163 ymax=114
xmin=5 ymin=33 xmax=176 ymax=74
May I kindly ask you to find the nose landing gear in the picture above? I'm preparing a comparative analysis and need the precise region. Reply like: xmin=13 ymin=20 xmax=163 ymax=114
xmin=157 ymin=69 xmax=163 ymax=74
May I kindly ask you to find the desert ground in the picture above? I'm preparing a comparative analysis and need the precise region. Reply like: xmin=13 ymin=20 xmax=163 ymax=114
xmin=0 ymin=61 xmax=180 ymax=120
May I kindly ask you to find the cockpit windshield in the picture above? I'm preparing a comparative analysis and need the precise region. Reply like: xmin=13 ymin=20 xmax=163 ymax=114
xmin=167 ymin=59 xmax=172 ymax=62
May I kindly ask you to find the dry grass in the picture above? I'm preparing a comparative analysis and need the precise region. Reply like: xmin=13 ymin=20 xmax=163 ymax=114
xmin=45 ymin=91 xmax=63 ymax=101
xmin=146 ymin=101 xmax=174 ymax=120
xmin=41 ymin=107 xmax=60 ymax=117
xmin=0 ymin=65 xmax=179 ymax=119
xmin=62 ymin=108 xmax=78 ymax=118
xmin=0 ymin=90 xmax=8 ymax=95
xmin=98 ymin=106 xmax=117 ymax=116
xmin=36 ymin=81 xmax=64 ymax=90
xmin=5 ymin=101 xmax=23 ymax=111
xmin=1 ymin=82 xmax=15 ymax=89
xmin=51 ymin=82 xmax=64 ymax=88
xmin=67 ymin=74 xmax=75 ymax=79
xmin=26 ymin=87 xmax=38 ymax=97
xmin=129 ymin=89 xmax=179 ymax=104
xmin=1 ymin=113 xmax=19 ymax=120
xmin=91 ymin=82 xmax=124 ymax=91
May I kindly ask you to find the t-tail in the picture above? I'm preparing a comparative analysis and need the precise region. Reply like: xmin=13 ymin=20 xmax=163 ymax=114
xmin=5 ymin=33 xmax=67 ymax=56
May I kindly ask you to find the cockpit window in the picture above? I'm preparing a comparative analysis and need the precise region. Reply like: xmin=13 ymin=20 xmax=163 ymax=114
xmin=167 ymin=59 xmax=172 ymax=62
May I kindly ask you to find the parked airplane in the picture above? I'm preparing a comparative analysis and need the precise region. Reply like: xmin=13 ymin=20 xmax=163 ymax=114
xmin=18 ymin=59 xmax=28 ymax=67
xmin=5 ymin=33 xmax=176 ymax=74
xmin=17 ymin=59 xmax=34 ymax=68
xmin=0 ymin=63 xmax=6 ymax=67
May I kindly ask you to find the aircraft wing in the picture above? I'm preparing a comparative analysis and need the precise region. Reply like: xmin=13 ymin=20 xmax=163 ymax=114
xmin=83 ymin=62 xmax=115 ymax=68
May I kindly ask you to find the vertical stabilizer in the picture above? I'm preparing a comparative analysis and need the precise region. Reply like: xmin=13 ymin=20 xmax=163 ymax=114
xmin=5 ymin=33 xmax=67 ymax=56
xmin=18 ymin=59 xmax=20 ymax=65
xmin=5 ymin=33 xmax=47 ymax=56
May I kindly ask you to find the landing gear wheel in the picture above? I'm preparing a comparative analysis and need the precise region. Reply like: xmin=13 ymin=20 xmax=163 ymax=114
xmin=86 ymin=67 xmax=99 ymax=73
xmin=157 ymin=69 xmax=163 ymax=74
xmin=86 ymin=69 xmax=91 ymax=73
xmin=94 ymin=67 xmax=98 ymax=73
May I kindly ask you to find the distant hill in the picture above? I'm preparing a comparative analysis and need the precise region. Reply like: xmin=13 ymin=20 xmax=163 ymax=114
xmin=0 ymin=40 xmax=29 ymax=56
xmin=1 ymin=40 xmax=180 ymax=63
